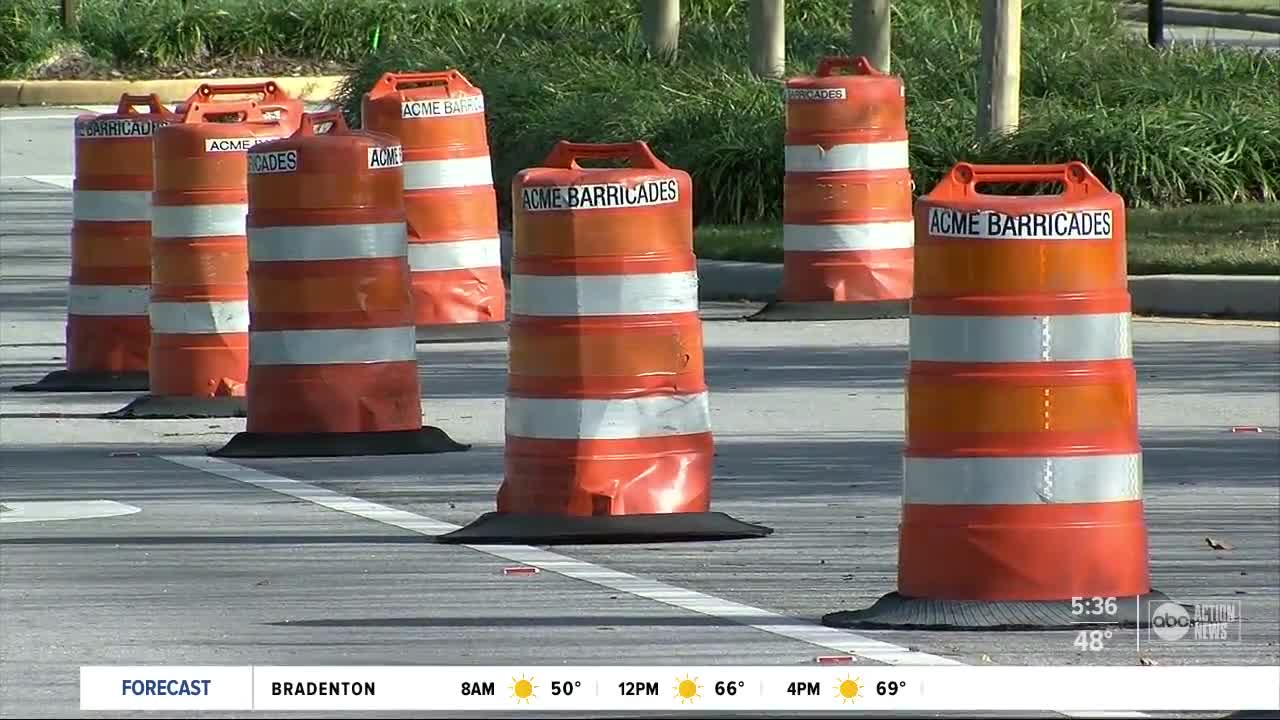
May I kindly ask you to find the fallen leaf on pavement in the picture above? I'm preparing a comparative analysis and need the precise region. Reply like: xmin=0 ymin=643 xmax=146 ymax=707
xmin=1205 ymin=537 xmax=1234 ymax=550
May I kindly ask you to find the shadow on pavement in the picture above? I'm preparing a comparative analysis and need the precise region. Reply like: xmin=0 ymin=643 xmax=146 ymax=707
xmin=268 ymin=615 xmax=794 ymax=628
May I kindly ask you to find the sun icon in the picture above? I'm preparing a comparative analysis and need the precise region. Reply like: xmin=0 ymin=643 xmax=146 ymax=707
xmin=673 ymin=674 xmax=701 ymax=704
xmin=510 ymin=674 xmax=537 ymax=704
xmin=835 ymin=675 xmax=862 ymax=704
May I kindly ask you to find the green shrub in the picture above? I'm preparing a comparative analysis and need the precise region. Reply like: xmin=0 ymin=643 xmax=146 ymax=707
xmin=6 ymin=0 xmax=1276 ymax=223
xmin=0 ymin=0 xmax=60 ymax=76
xmin=336 ymin=0 xmax=1279 ymax=223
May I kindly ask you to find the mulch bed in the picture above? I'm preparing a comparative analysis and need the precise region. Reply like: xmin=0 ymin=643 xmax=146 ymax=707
xmin=24 ymin=49 xmax=353 ymax=80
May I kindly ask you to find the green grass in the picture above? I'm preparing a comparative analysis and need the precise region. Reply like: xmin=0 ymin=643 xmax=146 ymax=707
xmin=3 ymin=0 xmax=1278 ymax=271
xmin=1 ymin=0 xmax=61 ymax=77
xmin=330 ymin=0 xmax=1279 ymax=223
xmin=693 ymin=203 xmax=1280 ymax=275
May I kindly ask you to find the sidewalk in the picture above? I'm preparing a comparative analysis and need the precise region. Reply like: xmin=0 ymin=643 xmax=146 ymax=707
xmin=1118 ymin=3 xmax=1280 ymax=51
xmin=693 ymin=258 xmax=1280 ymax=320
xmin=1124 ymin=21 xmax=1280 ymax=50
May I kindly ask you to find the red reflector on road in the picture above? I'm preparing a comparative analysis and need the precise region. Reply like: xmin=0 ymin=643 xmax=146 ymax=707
xmin=1230 ymin=426 xmax=1263 ymax=433
xmin=502 ymin=566 xmax=539 ymax=576
xmin=816 ymin=655 xmax=854 ymax=665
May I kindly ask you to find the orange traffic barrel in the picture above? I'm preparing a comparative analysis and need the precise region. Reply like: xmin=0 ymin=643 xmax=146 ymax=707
xmin=13 ymin=94 xmax=175 ymax=392
xmin=174 ymin=80 xmax=303 ymax=121
xmin=212 ymin=111 xmax=468 ymax=458
xmin=107 ymin=99 xmax=301 ymax=419
xmin=439 ymin=141 xmax=770 ymax=545
xmin=362 ymin=70 xmax=506 ymax=342
xmin=752 ymin=56 xmax=913 ymax=322
xmin=822 ymin=162 xmax=1178 ymax=630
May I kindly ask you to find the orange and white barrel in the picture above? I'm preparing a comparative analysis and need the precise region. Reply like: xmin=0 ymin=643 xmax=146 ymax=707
xmin=755 ymin=56 xmax=913 ymax=321
xmin=109 ymin=100 xmax=299 ymax=419
xmin=213 ymin=111 xmax=466 ymax=458
xmin=174 ymin=80 xmax=303 ymax=121
xmin=362 ymin=70 xmax=506 ymax=341
xmin=13 ymin=95 xmax=174 ymax=392
xmin=438 ymin=141 xmax=770 ymax=546
xmin=822 ymin=162 xmax=1174 ymax=630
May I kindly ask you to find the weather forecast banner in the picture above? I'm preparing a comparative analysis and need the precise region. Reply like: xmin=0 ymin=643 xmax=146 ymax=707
xmin=80 ymin=665 xmax=1279 ymax=712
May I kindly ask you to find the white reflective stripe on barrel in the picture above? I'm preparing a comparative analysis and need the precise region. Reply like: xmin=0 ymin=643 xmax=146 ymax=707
xmin=152 ymin=204 xmax=247 ymax=239
xmin=149 ymin=300 xmax=249 ymax=334
xmin=250 ymin=326 xmax=416 ymax=365
xmin=512 ymin=272 xmax=698 ymax=317
xmin=67 ymin=284 xmax=149 ymax=316
xmin=903 ymin=453 xmax=1143 ymax=504
xmin=506 ymin=392 xmax=712 ymax=440
xmin=784 ymin=140 xmax=909 ymax=173
xmin=403 ymin=157 xmax=494 ymax=190
xmin=248 ymin=222 xmax=407 ymax=262
xmin=73 ymin=190 xmax=151 ymax=222
xmin=909 ymin=313 xmax=1133 ymax=363
xmin=783 ymin=221 xmax=915 ymax=252
xmin=408 ymin=239 xmax=501 ymax=272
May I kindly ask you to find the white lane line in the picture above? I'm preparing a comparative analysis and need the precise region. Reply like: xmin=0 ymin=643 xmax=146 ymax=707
xmin=0 ymin=500 xmax=140 ymax=523
xmin=1 ymin=174 xmax=74 ymax=189
xmin=0 ymin=106 xmax=115 ymax=120
xmin=160 ymin=454 xmax=955 ymax=667
xmin=0 ymin=114 xmax=82 ymax=121
xmin=158 ymin=454 xmax=1153 ymax=718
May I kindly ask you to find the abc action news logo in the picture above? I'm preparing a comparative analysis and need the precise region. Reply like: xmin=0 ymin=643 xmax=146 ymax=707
xmin=1149 ymin=601 xmax=1243 ymax=643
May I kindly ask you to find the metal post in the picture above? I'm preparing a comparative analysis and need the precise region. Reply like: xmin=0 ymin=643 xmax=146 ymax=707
xmin=1148 ymin=0 xmax=1165 ymax=47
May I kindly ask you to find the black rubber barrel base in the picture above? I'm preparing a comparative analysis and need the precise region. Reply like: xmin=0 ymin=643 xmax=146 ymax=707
xmin=821 ymin=589 xmax=1186 ymax=631
xmin=211 ymin=426 xmax=469 ymax=458
xmin=12 ymin=370 xmax=149 ymax=392
xmin=748 ymin=300 xmax=910 ymax=322
xmin=103 ymin=394 xmax=247 ymax=419
xmin=436 ymin=511 xmax=773 ymax=545
xmin=416 ymin=321 xmax=508 ymax=343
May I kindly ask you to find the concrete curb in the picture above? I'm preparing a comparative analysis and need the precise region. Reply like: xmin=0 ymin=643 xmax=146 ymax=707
xmin=1127 ymin=274 xmax=1280 ymax=319
xmin=0 ymin=76 xmax=347 ymax=107
xmin=1117 ymin=4 xmax=1280 ymax=35
xmin=695 ymin=259 xmax=1280 ymax=319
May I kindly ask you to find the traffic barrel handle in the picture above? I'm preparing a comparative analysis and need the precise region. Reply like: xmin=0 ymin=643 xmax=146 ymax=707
xmin=181 ymin=100 xmax=263 ymax=124
xmin=369 ymin=70 xmax=474 ymax=96
xmin=935 ymin=161 xmax=1109 ymax=199
xmin=297 ymin=110 xmax=350 ymax=136
xmin=816 ymin=55 xmax=879 ymax=77
xmin=115 ymin=93 xmax=172 ymax=116
xmin=192 ymin=81 xmax=288 ymax=104
xmin=542 ymin=140 xmax=668 ymax=171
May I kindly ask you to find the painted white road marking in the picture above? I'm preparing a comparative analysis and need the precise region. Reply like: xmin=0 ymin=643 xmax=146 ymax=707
xmin=161 ymin=454 xmax=955 ymax=667
xmin=0 ymin=114 xmax=82 ymax=121
xmin=1 ymin=174 xmax=74 ymax=189
xmin=0 ymin=500 xmax=140 ymax=524
xmin=0 ymin=106 xmax=117 ymax=120
xmin=160 ymin=454 xmax=1151 ymax=718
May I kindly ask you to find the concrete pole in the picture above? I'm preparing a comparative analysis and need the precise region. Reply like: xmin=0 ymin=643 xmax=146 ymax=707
xmin=977 ymin=0 xmax=1022 ymax=139
xmin=748 ymin=0 xmax=786 ymax=79
xmin=642 ymin=0 xmax=681 ymax=61
xmin=850 ymin=0 xmax=891 ymax=73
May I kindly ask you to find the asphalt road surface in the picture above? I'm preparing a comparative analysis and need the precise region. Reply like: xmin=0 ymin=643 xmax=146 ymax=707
xmin=1 ymin=106 xmax=1277 ymax=719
